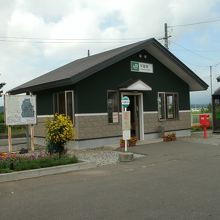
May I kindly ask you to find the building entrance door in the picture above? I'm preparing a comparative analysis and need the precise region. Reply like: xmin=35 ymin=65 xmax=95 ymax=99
xmin=127 ymin=95 xmax=140 ymax=139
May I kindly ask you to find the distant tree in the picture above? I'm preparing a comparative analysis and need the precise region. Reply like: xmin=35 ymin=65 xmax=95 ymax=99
xmin=200 ymin=107 xmax=205 ymax=113
xmin=0 ymin=82 xmax=6 ymax=97
xmin=207 ymin=103 xmax=212 ymax=113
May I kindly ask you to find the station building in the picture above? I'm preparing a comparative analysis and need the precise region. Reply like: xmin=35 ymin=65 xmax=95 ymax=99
xmin=9 ymin=38 xmax=208 ymax=148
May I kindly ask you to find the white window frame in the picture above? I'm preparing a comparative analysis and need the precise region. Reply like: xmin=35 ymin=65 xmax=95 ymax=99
xmin=158 ymin=92 xmax=179 ymax=121
xmin=53 ymin=90 xmax=75 ymax=124
xmin=107 ymin=90 xmax=119 ymax=124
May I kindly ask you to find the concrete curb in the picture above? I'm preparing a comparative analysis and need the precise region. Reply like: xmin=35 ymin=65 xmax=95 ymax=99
xmin=0 ymin=161 xmax=97 ymax=183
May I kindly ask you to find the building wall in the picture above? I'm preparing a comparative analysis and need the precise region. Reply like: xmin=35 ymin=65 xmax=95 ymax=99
xmin=34 ymin=111 xmax=190 ymax=141
xmin=35 ymin=85 xmax=75 ymax=115
xmin=34 ymin=115 xmax=53 ymax=138
xmin=75 ymin=49 xmax=190 ymax=114
xmin=35 ymin=49 xmax=190 ymax=116
xmin=74 ymin=113 xmax=122 ymax=140
xmin=34 ymin=49 xmax=191 ymax=146
xmin=143 ymin=111 xmax=191 ymax=133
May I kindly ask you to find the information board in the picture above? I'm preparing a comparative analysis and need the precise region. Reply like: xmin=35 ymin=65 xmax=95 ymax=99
xmin=5 ymin=95 xmax=37 ymax=125
xmin=122 ymin=111 xmax=131 ymax=140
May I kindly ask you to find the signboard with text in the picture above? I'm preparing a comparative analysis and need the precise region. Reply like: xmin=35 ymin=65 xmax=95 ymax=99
xmin=131 ymin=61 xmax=153 ymax=73
xmin=5 ymin=95 xmax=37 ymax=125
xmin=122 ymin=111 xmax=131 ymax=140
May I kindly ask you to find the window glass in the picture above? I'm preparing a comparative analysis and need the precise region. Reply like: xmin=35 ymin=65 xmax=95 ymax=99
xmin=58 ymin=92 xmax=65 ymax=115
xmin=53 ymin=91 xmax=74 ymax=123
xmin=166 ymin=94 xmax=174 ymax=119
xmin=107 ymin=91 xmax=119 ymax=124
xmin=158 ymin=93 xmax=165 ymax=120
xmin=53 ymin=93 xmax=58 ymax=113
xmin=158 ymin=92 xmax=179 ymax=120
xmin=66 ymin=91 xmax=73 ymax=122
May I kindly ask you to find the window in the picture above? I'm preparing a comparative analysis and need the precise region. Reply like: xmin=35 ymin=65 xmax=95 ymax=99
xmin=158 ymin=92 xmax=179 ymax=120
xmin=107 ymin=91 xmax=119 ymax=124
xmin=53 ymin=90 xmax=74 ymax=124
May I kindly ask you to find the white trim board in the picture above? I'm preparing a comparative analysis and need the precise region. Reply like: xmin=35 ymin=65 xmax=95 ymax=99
xmin=144 ymin=111 xmax=158 ymax=114
xmin=75 ymin=113 xmax=108 ymax=117
xmin=37 ymin=115 xmax=53 ymax=118
xmin=120 ymin=80 xmax=152 ymax=91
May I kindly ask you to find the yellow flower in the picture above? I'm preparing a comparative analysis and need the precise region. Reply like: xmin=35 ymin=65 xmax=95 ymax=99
xmin=46 ymin=114 xmax=74 ymax=146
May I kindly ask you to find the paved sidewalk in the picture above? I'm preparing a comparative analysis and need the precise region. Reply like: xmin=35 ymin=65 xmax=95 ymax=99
xmin=1 ymin=140 xmax=220 ymax=220
xmin=179 ymin=131 xmax=220 ymax=146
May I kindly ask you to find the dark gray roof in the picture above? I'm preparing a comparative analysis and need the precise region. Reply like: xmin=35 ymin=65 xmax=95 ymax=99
xmin=9 ymin=38 xmax=208 ymax=94
xmin=213 ymin=87 xmax=220 ymax=95
xmin=217 ymin=76 xmax=220 ymax=82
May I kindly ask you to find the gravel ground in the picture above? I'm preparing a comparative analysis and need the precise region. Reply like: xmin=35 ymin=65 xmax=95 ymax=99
xmin=68 ymin=148 xmax=145 ymax=166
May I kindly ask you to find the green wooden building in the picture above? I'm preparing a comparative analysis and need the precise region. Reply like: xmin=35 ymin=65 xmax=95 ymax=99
xmin=10 ymin=38 xmax=208 ymax=148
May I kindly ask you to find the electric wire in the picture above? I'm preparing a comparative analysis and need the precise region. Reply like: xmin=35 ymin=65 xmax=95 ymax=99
xmin=169 ymin=17 xmax=220 ymax=28
xmin=170 ymin=40 xmax=216 ymax=62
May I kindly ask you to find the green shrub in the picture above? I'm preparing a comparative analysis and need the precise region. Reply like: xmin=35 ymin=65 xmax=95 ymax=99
xmin=0 ymin=154 xmax=78 ymax=173
xmin=46 ymin=114 xmax=74 ymax=155
xmin=0 ymin=113 xmax=4 ymax=123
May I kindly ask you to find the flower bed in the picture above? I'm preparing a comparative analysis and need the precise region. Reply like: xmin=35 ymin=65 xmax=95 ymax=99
xmin=0 ymin=152 xmax=78 ymax=174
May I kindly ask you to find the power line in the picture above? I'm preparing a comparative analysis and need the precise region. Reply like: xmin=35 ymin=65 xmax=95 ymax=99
xmin=0 ymin=32 xmax=164 ymax=44
xmin=0 ymin=39 xmax=144 ymax=44
xmin=170 ymin=40 xmax=216 ymax=62
xmin=0 ymin=36 xmax=146 ymax=41
xmin=169 ymin=17 xmax=220 ymax=28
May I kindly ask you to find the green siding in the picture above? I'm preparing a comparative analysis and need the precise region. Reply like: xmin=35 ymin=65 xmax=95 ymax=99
xmin=76 ymin=50 xmax=190 ymax=113
xmin=35 ymin=85 xmax=75 ymax=115
xmin=36 ymin=91 xmax=53 ymax=115
xmin=36 ymin=49 xmax=190 ymax=115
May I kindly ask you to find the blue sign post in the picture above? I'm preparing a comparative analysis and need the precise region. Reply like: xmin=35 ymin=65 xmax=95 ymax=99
xmin=121 ymin=96 xmax=130 ymax=110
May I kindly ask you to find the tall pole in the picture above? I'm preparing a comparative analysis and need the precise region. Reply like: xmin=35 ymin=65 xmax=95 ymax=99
xmin=210 ymin=66 xmax=213 ymax=97
xmin=210 ymin=65 xmax=213 ymax=131
xmin=164 ymin=23 xmax=169 ymax=49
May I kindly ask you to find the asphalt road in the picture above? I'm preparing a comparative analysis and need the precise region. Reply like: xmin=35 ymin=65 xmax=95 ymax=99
xmin=1 ymin=140 xmax=220 ymax=220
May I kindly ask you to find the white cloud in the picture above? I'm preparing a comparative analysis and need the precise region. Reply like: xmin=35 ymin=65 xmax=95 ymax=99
xmin=0 ymin=0 xmax=220 ymax=105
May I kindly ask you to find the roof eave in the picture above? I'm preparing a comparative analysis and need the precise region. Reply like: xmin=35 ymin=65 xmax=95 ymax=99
xmin=150 ymin=41 xmax=209 ymax=91
xmin=8 ymin=78 xmax=72 ymax=94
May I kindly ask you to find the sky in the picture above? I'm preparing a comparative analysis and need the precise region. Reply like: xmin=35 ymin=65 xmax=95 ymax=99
xmin=1 ymin=0 xmax=220 ymax=106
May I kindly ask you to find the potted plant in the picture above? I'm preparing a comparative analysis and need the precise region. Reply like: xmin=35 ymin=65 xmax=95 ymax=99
xmin=129 ymin=136 xmax=137 ymax=146
xmin=120 ymin=136 xmax=137 ymax=147
xmin=163 ymin=132 xmax=176 ymax=142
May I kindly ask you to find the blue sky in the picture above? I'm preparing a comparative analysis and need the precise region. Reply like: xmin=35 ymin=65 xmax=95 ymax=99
xmin=1 ymin=0 xmax=220 ymax=105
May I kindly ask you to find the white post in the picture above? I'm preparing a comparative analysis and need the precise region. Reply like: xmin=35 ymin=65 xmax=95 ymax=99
xmin=124 ymin=107 xmax=127 ymax=152
xmin=8 ymin=126 xmax=12 ymax=153
xmin=30 ymin=125 xmax=35 ymax=151
xmin=125 ymin=139 xmax=127 ymax=152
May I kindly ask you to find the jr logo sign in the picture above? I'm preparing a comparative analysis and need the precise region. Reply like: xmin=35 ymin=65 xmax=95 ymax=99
xmin=131 ymin=61 xmax=139 ymax=72
xmin=130 ymin=61 xmax=153 ymax=73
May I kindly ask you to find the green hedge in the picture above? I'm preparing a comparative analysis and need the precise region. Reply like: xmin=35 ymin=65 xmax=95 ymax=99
xmin=0 ymin=154 xmax=78 ymax=173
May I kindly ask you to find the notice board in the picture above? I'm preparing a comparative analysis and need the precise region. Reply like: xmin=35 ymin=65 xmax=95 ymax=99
xmin=5 ymin=95 xmax=37 ymax=125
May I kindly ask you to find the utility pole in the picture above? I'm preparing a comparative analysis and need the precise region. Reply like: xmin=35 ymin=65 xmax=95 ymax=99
xmin=210 ymin=66 xmax=213 ymax=97
xmin=159 ymin=23 xmax=171 ymax=50
xmin=164 ymin=23 xmax=169 ymax=49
